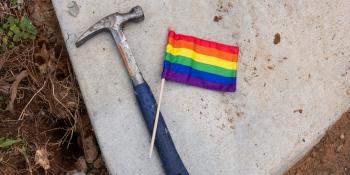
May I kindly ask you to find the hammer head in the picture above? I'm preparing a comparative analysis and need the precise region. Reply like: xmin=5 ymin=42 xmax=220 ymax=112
xmin=75 ymin=6 xmax=144 ymax=47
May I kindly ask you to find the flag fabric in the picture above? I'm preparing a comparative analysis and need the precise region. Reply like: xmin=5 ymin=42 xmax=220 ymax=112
xmin=161 ymin=30 xmax=239 ymax=92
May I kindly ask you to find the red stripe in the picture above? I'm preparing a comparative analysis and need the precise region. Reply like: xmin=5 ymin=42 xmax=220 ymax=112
xmin=168 ymin=30 xmax=239 ymax=54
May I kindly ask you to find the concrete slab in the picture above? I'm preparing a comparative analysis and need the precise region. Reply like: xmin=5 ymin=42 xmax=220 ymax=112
xmin=52 ymin=0 xmax=350 ymax=174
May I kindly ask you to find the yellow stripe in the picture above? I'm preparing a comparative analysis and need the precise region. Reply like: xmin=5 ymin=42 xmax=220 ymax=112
xmin=166 ymin=44 xmax=237 ymax=70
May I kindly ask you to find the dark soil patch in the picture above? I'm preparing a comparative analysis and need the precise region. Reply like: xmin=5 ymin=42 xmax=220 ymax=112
xmin=0 ymin=0 xmax=107 ymax=174
xmin=285 ymin=110 xmax=350 ymax=175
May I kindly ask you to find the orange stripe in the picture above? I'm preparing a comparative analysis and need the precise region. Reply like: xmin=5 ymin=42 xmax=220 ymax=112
xmin=117 ymin=44 xmax=133 ymax=75
xmin=168 ymin=31 xmax=239 ymax=54
xmin=168 ymin=37 xmax=238 ymax=62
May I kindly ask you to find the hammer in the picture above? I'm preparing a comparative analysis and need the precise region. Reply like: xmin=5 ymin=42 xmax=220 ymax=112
xmin=75 ymin=6 xmax=189 ymax=175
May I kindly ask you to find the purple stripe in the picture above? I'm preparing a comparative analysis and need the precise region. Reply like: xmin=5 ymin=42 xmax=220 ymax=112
xmin=162 ymin=69 xmax=236 ymax=92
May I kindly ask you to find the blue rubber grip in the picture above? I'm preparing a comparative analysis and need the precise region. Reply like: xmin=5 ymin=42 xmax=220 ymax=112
xmin=134 ymin=82 xmax=189 ymax=175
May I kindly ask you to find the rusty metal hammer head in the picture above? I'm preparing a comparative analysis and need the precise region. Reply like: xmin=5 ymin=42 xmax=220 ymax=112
xmin=75 ymin=6 xmax=144 ymax=47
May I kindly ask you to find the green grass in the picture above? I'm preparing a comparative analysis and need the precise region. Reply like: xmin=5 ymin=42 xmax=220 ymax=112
xmin=0 ymin=137 xmax=22 ymax=150
xmin=0 ymin=16 xmax=37 ymax=52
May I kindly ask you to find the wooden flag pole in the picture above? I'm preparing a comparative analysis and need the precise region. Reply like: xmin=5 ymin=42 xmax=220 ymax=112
xmin=149 ymin=27 xmax=174 ymax=158
xmin=149 ymin=78 xmax=166 ymax=158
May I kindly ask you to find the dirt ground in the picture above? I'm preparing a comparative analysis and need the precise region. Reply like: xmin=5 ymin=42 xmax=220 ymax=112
xmin=285 ymin=110 xmax=350 ymax=175
xmin=0 ymin=0 xmax=349 ymax=175
xmin=0 ymin=0 xmax=107 ymax=174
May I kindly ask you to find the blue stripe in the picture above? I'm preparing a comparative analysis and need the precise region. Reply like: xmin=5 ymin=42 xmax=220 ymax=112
xmin=163 ymin=60 xmax=236 ymax=85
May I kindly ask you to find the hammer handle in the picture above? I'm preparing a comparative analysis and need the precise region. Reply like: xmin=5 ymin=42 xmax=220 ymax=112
xmin=134 ymin=82 xmax=189 ymax=175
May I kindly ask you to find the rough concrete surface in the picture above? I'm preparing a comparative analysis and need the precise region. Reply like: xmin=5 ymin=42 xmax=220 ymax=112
xmin=52 ymin=0 xmax=350 ymax=174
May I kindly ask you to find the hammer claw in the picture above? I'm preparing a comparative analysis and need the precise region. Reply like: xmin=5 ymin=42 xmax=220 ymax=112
xmin=75 ymin=17 xmax=113 ymax=47
xmin=76 ymin=28 xmax=105 ymax=47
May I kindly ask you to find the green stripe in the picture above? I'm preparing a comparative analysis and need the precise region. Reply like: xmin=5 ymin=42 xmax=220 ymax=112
xmin=165 ymin=52 xmax=236 ymax=77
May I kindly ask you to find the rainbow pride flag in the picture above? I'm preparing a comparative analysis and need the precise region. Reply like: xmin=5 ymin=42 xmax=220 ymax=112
xmin=161 ymin=31 xmax=239 ymax=92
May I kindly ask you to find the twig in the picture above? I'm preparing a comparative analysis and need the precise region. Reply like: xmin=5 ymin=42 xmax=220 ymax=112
xmin=6 ymin=70 xmax=28 ymax=113
xmin=0 ymin=57 xmax=5 ymax=70
xmin=19 ymin=146 xmax=33 ymax=175
xmin=41 ymin=127 xmax=66 ymax=134
xmin=49 ymin=77 xmax=75 ymax=124
xmin=149 ymin=78 xmax=166 ymax=158
xmin=49 ymin=77 xmax=76 ymax=147
xmin=18 ymin=80 xmax=47 ymax=120
xmin=0 ymin=12 xmax=16 ymax=16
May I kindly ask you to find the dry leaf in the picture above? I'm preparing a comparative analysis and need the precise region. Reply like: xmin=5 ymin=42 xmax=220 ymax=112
xmin=35 ymin=43 xmax=57 ymax=75
xmin=34 ymin=148 xmax=50 ymax=170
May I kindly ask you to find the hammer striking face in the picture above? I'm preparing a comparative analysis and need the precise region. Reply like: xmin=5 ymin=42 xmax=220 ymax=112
xmin=75 ymin=6 xmax=145 ymax=85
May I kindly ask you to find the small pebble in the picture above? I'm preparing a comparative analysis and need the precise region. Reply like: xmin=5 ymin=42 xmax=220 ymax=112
xmin=340 ymin=134 xmax=345 ymax=140
xmin=82 ymin=136 xmax=98 ymax=163
xmin=67 ymin=1 xmax=80 ymax=17
xmin=75 ymin=156 xmax=88 ymax=173
xmin=17 ymin=0 xmax=23 ymax=9
xmin=93 ymin=156 xmax=104 ymax=169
